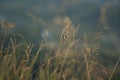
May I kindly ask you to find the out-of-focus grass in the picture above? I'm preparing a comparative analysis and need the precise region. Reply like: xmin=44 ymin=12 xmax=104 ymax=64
xmin=0 ymin=18 xmax=119 ymax=80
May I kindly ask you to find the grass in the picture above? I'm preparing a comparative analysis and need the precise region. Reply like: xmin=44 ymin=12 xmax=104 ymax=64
xmin=0 ymin=17 xmax=120 ymax=80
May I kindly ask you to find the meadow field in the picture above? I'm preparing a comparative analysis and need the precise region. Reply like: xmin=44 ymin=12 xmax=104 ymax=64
xmin=0 ymin=17 xmax=120 ymax=80
xmin=0 ymin=0 xmax=120 ymax=80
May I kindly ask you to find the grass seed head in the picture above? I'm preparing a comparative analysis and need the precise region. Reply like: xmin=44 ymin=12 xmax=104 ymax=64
xmin=1 ymin=20 xmax=14 ymax=29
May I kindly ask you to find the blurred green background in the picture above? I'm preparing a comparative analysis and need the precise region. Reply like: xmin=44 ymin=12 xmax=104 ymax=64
xmin=0 ymin=0 xmax=120 ymax=69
